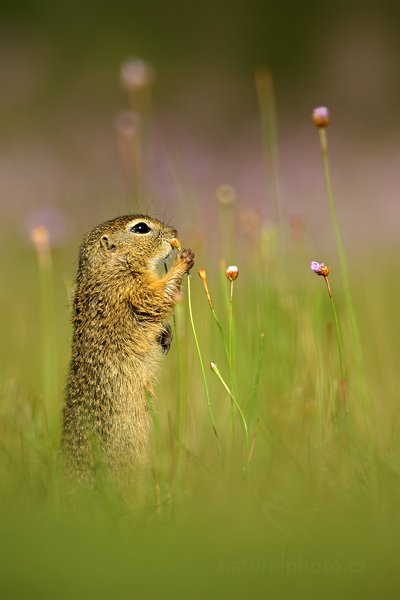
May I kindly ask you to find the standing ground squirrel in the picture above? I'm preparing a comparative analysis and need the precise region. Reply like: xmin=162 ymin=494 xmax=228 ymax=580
xmin=62 ymin=215 xmax=194 ymax=480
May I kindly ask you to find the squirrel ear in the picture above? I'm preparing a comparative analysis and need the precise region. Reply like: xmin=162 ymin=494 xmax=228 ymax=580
xmin=100 ymin=235 xmax=117 ymax=252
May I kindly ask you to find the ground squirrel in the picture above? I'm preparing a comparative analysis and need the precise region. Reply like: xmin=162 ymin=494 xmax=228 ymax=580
xmin=62 ymin=215 xmax=194 ymax=480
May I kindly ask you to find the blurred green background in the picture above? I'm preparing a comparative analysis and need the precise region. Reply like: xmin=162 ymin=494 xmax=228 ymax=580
xmin=1 ymin=2 xmax=400 ymax=599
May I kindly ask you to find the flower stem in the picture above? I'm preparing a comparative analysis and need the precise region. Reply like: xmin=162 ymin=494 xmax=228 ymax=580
xmin=212 ymin=306 xmax=229 ymax=362
xmin=324 ymin=276 xmax=346 ymax=414
xmin=228 ymin=280 xmax=234 ymax=387
xmin=228 ymin=279 xmax=235 ymax=443
xmin=210 ymin=362 xmax=248 ymax=454
xmin=318 ymin=126 xmax=367 ymax=418
xmin=164 ymin=262 xmax=186 ymax=453
xmin=199 ymin=271 xmax=229 ymax=361
xmin=319 ymin=129 xmax=348 ymax=286
xmin=187 ymin=274 xmax=219 ymax=441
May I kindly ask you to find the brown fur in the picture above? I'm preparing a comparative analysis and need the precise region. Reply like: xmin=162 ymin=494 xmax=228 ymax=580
xmin=62 ymin=215 xmax=194 ymax=480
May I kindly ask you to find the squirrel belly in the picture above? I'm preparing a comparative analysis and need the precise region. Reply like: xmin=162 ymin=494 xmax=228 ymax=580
xmin=62 ymin=215 xmax=194 ymax=481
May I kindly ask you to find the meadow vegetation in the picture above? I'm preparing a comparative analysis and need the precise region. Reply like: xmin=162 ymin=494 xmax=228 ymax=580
xmin=1 ymin=64 xmax=399 ymax=599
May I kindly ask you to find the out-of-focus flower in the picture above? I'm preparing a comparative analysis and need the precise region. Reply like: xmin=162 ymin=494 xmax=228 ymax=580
xmin=120 ymin=58 xmax=154 ymax=91
xmin=312 ymin=106 xmax=330 ymax=128
xmin=311 ymin=261 xmax=330 ymax=277
xmin=216 ymin=184 xmax=236 ymax=208
xmin=289 ymin=215 xmax=305 ymax=242
xmin=31 ymin=226 xmax=51 ymax=268
xmin=31 ymin=226 xmax=49 ymax=248
xmin=254 ymin=68 xmax=273 ymax=93
xmin=25 ymin=207 xmax=70 ymax=246
xmin=240 ymin=209 xmax=261 ymax=237
xmin=226 ymin=265 xmax=239 ymax=281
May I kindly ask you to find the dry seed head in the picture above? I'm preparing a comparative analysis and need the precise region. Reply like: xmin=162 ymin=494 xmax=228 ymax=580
xmin=226 ymin=265 xmax=239 ymax=281
xmin=312 ymin=106 xmax=330 ymax=128
xmin=216 ymin=184 xmax=236 ymax=208
xmin=198 ymin=268 xmax=214 ymax=309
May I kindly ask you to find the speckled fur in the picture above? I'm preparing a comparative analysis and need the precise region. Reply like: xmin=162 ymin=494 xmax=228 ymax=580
xmin=62 ymin=215 xmax=194 ymax=480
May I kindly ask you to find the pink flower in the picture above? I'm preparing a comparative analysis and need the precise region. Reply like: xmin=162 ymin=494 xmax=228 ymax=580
xmin=312 ymin=106 xmax=330 ymax=128
xmin=311 ymin=261 xmax=330 ymax=277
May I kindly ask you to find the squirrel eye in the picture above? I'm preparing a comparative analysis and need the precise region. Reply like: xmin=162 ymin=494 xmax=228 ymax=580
xmin=130 ymin=222 xmax=151 ymax=234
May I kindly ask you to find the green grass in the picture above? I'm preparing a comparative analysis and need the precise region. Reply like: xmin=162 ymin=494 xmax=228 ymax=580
xmin=1 ymin=113 xmax=400 ymax=598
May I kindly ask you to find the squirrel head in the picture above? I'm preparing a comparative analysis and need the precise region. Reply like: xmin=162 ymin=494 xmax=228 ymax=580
xmin=78 ymin=215 xmax=178 ymax=277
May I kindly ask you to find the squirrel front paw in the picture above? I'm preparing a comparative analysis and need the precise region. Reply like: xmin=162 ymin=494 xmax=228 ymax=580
xmin=178 ymin=248 xmax=195 ymax=272
xmin=157 ymin=323 xmax=173 ymax=355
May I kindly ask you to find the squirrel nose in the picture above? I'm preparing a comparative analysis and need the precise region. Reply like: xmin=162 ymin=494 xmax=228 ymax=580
xmin=171 ymin=228 xmax=178 ymax=238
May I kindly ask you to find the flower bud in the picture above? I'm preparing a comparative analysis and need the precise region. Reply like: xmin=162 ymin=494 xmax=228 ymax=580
xmin=226 ymin=265 xmax=239 ymax=281
xmin=312 ymin=106 xmax=330 ymax=128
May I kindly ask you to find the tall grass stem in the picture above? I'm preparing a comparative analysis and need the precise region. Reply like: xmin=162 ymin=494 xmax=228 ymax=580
xmin=32 ymin=228 xmax=59 ymax=441
xmin=249 ymin=333 xmax=265 ymax=426
xmin=255 ymin=69 xmax=285 ymax=234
